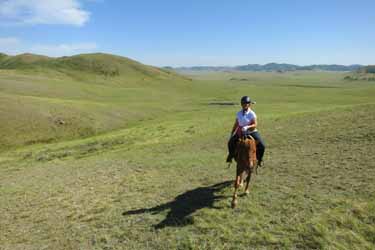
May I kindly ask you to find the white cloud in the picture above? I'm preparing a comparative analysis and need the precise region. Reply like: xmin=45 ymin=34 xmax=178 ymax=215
xmin=0 ymin=37 xmax=98 ymax=56
xmin=0 ymin=37 xmax=21 ymax=47
xmin=0 ymin=37 xmax=22 ymax=54
xmin=31 ymin=42 xmax=98 ymax=56
xmin=0 ymin=0 xmax=90 ymax=26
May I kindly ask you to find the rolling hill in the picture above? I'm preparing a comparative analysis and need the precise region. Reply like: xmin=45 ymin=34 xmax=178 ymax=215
xmin=0 ymin=52 xmax=188 ymax=83
xmin=1 ymin=66 xmax=375 ymax=249
xmin=358 ymin=65 xmax=375 ymax=74
xmin=0 ymin=52 xmax=191 ymax=150
xmin=0 ymin=54 xmax=375 ymax=249
xmin=344 ymin=65 xmax=375 ymax=81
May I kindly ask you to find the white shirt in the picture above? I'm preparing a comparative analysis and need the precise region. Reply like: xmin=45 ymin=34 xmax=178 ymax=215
xmin=236 ymin=109 xmax=257 ymax=127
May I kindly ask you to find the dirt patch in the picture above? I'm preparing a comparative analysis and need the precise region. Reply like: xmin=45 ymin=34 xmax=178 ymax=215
xmin=208 ymin=101 xmax=236 ymax=106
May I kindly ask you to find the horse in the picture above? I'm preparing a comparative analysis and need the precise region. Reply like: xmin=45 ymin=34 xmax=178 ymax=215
xmin=231 ymin=135 xmax=257 ymax=209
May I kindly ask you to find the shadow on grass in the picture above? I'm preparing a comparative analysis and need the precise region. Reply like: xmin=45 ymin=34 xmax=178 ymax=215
xmin=122 ymin=180 xmax=232 ymax=229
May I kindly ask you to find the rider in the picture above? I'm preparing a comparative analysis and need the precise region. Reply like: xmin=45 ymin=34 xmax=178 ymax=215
xmin=226 ymin=96 xmax=266 ymax=166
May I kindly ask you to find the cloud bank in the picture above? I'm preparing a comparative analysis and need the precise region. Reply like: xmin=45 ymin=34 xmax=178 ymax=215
xmin=0 ymin=37 xmax=98 ymax=56
xmin=31 ymin=42 xmax=98 ymax=56
xmin=0 ymin=37 xmax=22 ymax=54
xmin=0 ymin=0 xmax=90 ymax=26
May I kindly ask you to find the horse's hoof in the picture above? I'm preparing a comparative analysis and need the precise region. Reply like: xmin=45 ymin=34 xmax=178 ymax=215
xmin=244 ymin=189 xmax=250 ymax=195
xmin=231 ymin=199 xmax=237 ymax=209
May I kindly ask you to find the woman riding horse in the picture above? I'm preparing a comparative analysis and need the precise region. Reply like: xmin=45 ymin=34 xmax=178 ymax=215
xmin=226 ymin=96 xmax=266 ymax=167
xmin=227 ymin=96 xmax=266 ymax=208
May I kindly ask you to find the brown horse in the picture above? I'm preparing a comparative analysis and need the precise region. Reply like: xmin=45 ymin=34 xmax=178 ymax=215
xmin=231 ymin=136 xmax=257 ymax=208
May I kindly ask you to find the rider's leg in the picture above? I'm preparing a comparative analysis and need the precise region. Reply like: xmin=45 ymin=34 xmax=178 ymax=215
xmin=249 ymin=131 xmax=265 ymax=164
xmin=226 ymin=135 xmax=239 ymax=162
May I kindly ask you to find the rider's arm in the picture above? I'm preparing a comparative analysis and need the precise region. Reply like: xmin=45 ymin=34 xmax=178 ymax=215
xmin=247 ymin=117 xmax=257 ymax=131
xmin=231 ymin=119 xmax=239 ymax=134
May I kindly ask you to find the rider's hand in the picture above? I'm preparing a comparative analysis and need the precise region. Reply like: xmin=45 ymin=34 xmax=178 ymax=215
xmin=241 ymin=126 xmax=250 ymax=132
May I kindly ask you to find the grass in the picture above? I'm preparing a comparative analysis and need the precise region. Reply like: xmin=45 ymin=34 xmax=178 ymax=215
xmin=0 ymin=64 xmax=375 ymax=249
xmin=0 ymin=53 xmax=192 ymax=150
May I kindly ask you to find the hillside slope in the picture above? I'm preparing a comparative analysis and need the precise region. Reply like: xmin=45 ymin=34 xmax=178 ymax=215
xmin=359 ymin=65 xmax=375 ymax=74
xmin=0 ymin=52 xmax=192 ymax=150
xmin=344 ymin=65 xmax=375 ymax=81
xmin=0 ymin=52 xmax=188 ymax=83
xmin=1 ymin=102 xmax=374 ymax=249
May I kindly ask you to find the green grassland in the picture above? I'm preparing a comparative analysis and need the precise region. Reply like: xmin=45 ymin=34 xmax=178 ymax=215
xmin=1 ymin=55 xmax=375 ymax=249
xmin=0 ymin=53 xmax=193 ymax=150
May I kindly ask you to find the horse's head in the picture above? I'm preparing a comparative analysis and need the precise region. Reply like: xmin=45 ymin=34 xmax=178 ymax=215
xmin=235 ymin=137 xmax=257 ymax=168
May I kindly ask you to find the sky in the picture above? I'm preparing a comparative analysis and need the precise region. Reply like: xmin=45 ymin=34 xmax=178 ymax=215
xmin=0 ymin=0 xmax=374 ymax=66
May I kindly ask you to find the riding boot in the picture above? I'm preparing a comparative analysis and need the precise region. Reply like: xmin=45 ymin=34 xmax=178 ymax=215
xmin=227 ymin=135 xmax=238 ymax=163
xmin=226 ymin=154 xmax=233 ymax=163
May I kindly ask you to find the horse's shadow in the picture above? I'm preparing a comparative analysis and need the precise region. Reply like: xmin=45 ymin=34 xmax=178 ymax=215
xmin=122 ymin=180 xmax=232 ymax=229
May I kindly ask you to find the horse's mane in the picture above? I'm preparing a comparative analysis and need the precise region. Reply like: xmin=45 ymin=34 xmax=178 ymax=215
xmin=235 ymin=137 xmax=257 ymax=168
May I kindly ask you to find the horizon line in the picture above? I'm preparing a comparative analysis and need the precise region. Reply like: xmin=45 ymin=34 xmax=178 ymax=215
xmin=0 ymin=51 xmax=371 ymax=68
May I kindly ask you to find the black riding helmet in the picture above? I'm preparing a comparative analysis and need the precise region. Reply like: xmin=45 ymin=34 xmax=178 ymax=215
xmin=240 ymin=96 xmax=256 ymax=104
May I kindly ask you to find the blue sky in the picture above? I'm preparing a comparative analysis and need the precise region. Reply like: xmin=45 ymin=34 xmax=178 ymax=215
xmin=0 ymin=0 xmax=374 ymax=66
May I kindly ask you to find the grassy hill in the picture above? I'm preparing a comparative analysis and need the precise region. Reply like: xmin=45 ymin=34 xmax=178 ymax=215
xmin=359 ymin=65 xmax=375 ymax=74
xmin=1 ymin=56 xmax=375 ymax=249
xmin=0 ymin=52 xmax=187 ymax=82
xmin=0 ymin=52 xmax=191 ymax=150
xmin=344 ymin=65 xmax=375 ymax=81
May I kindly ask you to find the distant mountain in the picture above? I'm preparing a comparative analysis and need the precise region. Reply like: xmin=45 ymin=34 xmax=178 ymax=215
xmin=170 ymin=66 xmax=233 ymax=72
xmin=170 ymin=63 xmax=365 ymax=72
xmin=299 ymin=64 xmax=363 ymax=71
xmin=235 ymin=63 xmax=299 ymax=71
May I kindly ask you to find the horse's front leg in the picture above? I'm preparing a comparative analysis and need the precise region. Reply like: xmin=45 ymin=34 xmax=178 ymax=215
xmin=231 ymin=175 xmax=241 ymax=208
xmin=244 ymin=169 xmax=252 ymax=195
xmin=239 ymin=175 xmax=244 ymax=188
